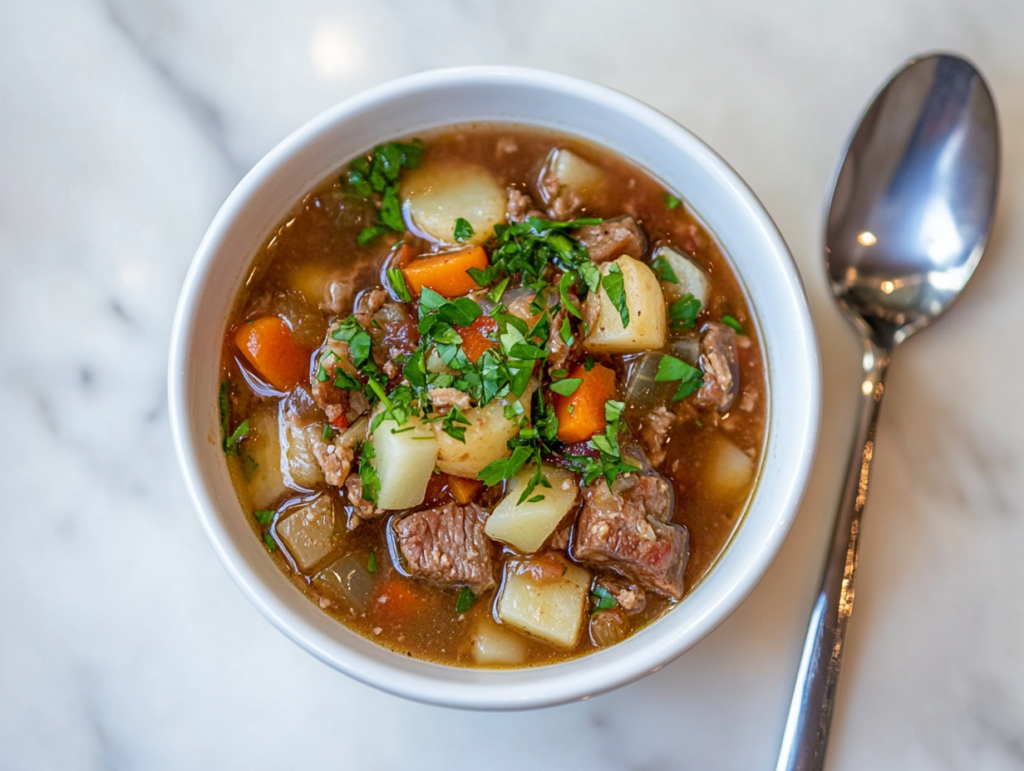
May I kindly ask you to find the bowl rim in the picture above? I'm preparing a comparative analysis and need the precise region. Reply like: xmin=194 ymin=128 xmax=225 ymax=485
xmin=169 ymin=64 xmax=821 ymax=710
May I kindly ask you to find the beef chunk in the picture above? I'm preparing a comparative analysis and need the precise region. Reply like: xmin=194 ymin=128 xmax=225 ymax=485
xmin=696 ymin=322 xmax=739 ymax=412
xmin=353 ymin=288 xmax=388 ymax=329
xmin=428 ymin=387 xmax=472 ymax=414
xmin=639 ymin=404 xmax=676 ymax=468
xmin=574 ymin=216 xmax=646 ymax=263
xmin=572 ymin=473 xmax=688 ymax=599
xmin=595 ymin=576 xmax=647 ymax=614
xmin=506 ymin=186 xmax=542 ymax=223
xmin=394 ymin=503 xmax=495 ymax=593
xmin=547 ymin=307 xmax=575 ymax=370
xmin=344 ymin=475 xmax=386 ymax=527
xmin=312 ymin=425 xmax=360 ymax=487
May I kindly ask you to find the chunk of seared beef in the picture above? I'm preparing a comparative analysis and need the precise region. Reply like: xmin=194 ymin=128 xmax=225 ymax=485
xmin=428 ymin=387 xmax=472 ymax=414
xmin=353 ymin=288 xmax=388 ymax=329
xmin=506 ymin=186 xmax=542 ymax=223
xmin=394 ymin=503 xmax=496 ymax=593
xmin=344 ymin=475 xmax=386 ymax=527
xmin=595 ymin=576 xmax=647 ymax=614
xmin=574 ymin=216 xmax=646 ymax=263
xmin=312 ymin=423 xmax=361 ymax=487
xmin=572 ymin=474 xmax=688 ymax=599
xmin=696 ymin=322 xmax=739 ymax=412
xmin=639 ymin=404 xmax=676 ymax=468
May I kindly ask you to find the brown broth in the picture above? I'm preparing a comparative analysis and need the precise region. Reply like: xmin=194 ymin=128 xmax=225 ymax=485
xmin=220 ymin=124 xmax=767 ymax=667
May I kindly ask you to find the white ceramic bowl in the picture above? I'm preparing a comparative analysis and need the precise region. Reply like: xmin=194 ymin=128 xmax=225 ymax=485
xmin=169 ymin=66 xmax=820 ymax=710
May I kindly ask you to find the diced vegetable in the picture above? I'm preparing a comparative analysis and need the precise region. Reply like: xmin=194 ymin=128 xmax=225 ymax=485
xmin=234 ymin=316 xmax=312 ymax=391
xmin=456 ymin=315 xmax=499 ymax=363
xmin=484 ymin=465 xmax=578 ymax=553
xmin=497 ymin=558 xmax=591 ymax=649
xmin=553 ymin=362 xmax=617 ymax=443
xmin=583 ymin=256 xmax=667 ymax=354
xmin=371 ymin=412 xmax=439 ymax=510
xmin=280 ymin=422 xmax=325 ymax=489
xmin=243 ymin=401 xmax=287 ymax=509
xmin=543 ymin=148 xmax=604 ymax=197
xmin=622 ymin=352 xmax=679 ymax=422
xmin=402 ymin=246 xmax=489 ymax=299
xmin=314 ymin=553 xmax=376 ymax=612
xmin=434 ymin=385 xmax=535 ymax=478
xmin=589 ymin=607 xmax=630 ymax=647
xmin=651 ymin=245 xmax=710 ymax=306
xmin=401 ymin=163 xmax=505 ymax=245
xmin=710 ymin=436 xmax=756 ymax=497
xmin=470 ymin=619 xmax=528 ymax=666
xmin=373 ymin=578 xmax=421 ymax=623
xmin=275 ymin=495 xmax=340 ymax=571
xmin=448 ymin=475 xmax=483 ymax=504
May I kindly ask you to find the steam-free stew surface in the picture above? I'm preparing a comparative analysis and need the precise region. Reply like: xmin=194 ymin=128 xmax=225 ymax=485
xmin=220 ymin=125 xmax=766 ymax=667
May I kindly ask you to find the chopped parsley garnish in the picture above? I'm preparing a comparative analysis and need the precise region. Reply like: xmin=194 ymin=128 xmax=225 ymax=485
xmin=591 ymin=585 xmax=618 ymax=611
xmin=669 ymin=293 xmax=701 ymax=330
xmin=549 ymin=378 xmax=583 ymax=397
xmin=357 ymin=440 xmax=381 ymax=505
xmin=254 ymin=509 xmax=275 ymax=525
xmin=663 ymin=192 xmax=682 ymax=210
xmin=655 ymin=355 xmax=704 ymax=401
xmin=322 ymin=422 xmax=334 ymax=441
xmin=651 ymin=254 xmax=679 ymax=284
xmin=490 ymin=216 xmax=602 ymax=294
xmin=564 ymin=400 xmax=639 ymax=486
xmin=387 ymin=267 xmax=413 ymax=302
xmin=367 ymin=550 xmax=378 ymax=574
xmin=440 ymin=404 xmax=471 ymax=443
xmin=331 ymin=316 xmax=373 ymax=366
xmin=347 ymin=141 xmax=424 ymax=244
xmin=263 ymin=533 xmax=277 ymax=552
xmin=224 ymin=419 xmax=249 ymax=456
xmin=601 ymin=263 xmax=630 ymax=328
xmin=722 ymin=315 xmax=744 ymax=334
xmin=456 ymin=586 xmax=477 ymax=614
xmin=453 ymin=217 xmax=475 ymax=242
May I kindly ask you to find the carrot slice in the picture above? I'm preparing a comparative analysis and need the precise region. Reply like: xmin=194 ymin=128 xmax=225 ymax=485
xmin=234 ymin=317 xmax=312 ymax=391
xmin=402 ymin=245 xmax=488 ymax=298
xmin=373 ymin=578 xmax=420 ymax=624
xmin=553 ymin=362 xmax=617 ymax=443
xmin=448 ymin=475 xmax=484 ymax=504
xmin=456 ymin=315 xmax=498 ymax=363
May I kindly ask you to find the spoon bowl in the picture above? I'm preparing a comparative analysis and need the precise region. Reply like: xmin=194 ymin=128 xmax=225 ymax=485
xmin=777 ymin=53 xmax=1000 ymax=771
xmin=825 ymin=54 xmax=999 ymax=348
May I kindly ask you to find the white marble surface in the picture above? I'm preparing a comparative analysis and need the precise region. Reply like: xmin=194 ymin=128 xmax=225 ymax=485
xmin=3 ymin=0 xmax=1023 ymax=768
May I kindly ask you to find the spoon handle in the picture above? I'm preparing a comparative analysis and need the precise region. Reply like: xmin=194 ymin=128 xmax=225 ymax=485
xmin=775 ymin=339 xmax=891 ymax=771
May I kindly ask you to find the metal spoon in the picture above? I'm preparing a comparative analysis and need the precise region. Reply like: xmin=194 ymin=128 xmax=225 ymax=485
xmin=775 ymin=53 xmax=999 ymax=771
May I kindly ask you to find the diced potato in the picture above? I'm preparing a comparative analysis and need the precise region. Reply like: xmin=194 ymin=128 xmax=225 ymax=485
xmin=433 ymin=383 xmax=535 ymax=478
xmin=280 ymin=421 xmax=325 ymax=490
xmin=711 ymin=436 xmax=756 ymax=497
xmin=400 ymin=163 xmax=505 ymax=245
xmin=652 ymin=245 xmax=710 ymax=306
xmin=314 ymin=553 xmax=376 ymax=612
xmin=470 ymin=618 xmax=528 ymax=666
xmin=485 ymin=465 xmax=578 ymax=553
xmin=497 ymin=558 xmax=591 ymax=649
xmin=584 ymin=255 xmax=667 ymax=354
xmin=371 ymin=412 xmax=439 ymax=510
xmin=243 ymin=401 xmax=287 ymax=510
xmin=275 ymin=495 xmax=340 ymax=571
xmin=543 ymin=148 xmax=604 ymax=197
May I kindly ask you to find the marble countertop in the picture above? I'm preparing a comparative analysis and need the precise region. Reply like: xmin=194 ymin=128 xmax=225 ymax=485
xmin=4 ymin=1 xmax=1023 ymax=768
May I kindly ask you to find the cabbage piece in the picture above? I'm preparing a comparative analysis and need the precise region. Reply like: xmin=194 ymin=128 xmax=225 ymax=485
xmin=275 ymin=495 xmax=341 ymax=571
xmin=314 ymin=553 xmax=375 ymax=612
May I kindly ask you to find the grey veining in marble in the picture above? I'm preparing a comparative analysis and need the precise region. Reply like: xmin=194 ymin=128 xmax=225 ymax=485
xmin=3 ymin=1 xmax=1023 ymax=769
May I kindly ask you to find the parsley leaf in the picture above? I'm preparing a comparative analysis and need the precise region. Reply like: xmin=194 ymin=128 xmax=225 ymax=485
xmin=669 ymin=293 xmax=702 ymax=330
xmin=456 ymin=586 xmax=477 ymax=614
xmin=332 ymin=316 xmax=372 ymax=366
xmin=651 ymin=254 xmax=679 ymax=284
xmin=453 ymin=217 xmax=475 ymax=242
xmin=358 ymin=440 xmax=381 ymax=505
xmin=224 ymin=419 xmax=249 ymax=456
xmin=347 ymin=141 xmax=424 ymax=244
xmin=253 ymin=509 xmax=275 ymax=525
xmin=477 ymin=444 xmax=533 ymax=486
xmin=602 ymin=263 xmax=630 ymax=328
xmin=722 ymin=315 xmax=744 ymax=334
xmin=387 ymin=267 xmax=413 ymax=302
xmin=664 ymin=192 xmax=682 ymax=210
xmin=263 ymin=533 xmax=278 ymax=552
xmin=440 ymin=404 xmax=472 ymax=443
xmin=367 ymin=550 xmax=378 ymax=574
xmin=591 ymin=585 xmax=618 ymax=611
xmin=655 ymin=355 xmax=703 ymax=401
xmin=549 ymin=378 xmax=583 ymax=397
